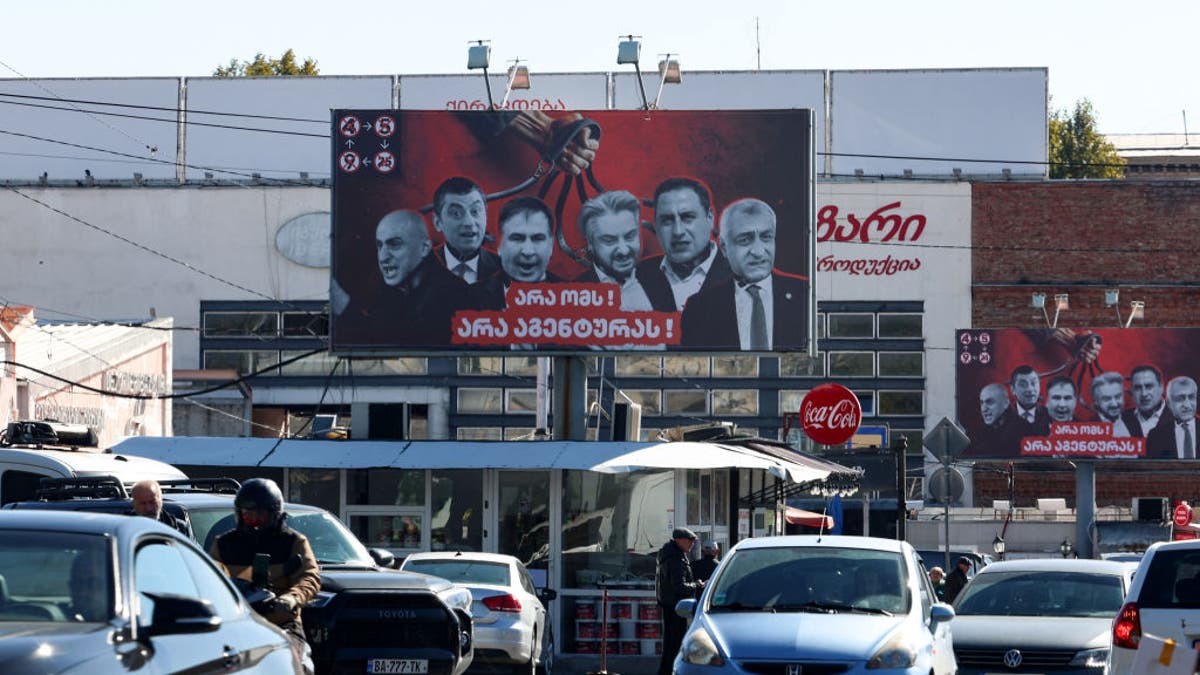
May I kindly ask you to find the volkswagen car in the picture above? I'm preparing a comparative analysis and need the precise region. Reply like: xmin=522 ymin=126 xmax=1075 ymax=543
xmin=674 ymin=535 xmax=956 ymax=675
xmin=951 ymin=558 xmax=1135 ymax=674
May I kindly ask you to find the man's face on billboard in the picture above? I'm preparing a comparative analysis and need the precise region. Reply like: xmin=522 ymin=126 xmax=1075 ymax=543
xmin=1167 ymin=379 xmax=1198 ymax=422
xmin=1093 ymin=381 xmax=1125 ymax=421
xmin=1012 ymin=372 xmax=1040 ymax=409
xmin=1047 ymin=382 xmax=1077 ymax=422
xmin=376 ymin=215 xmax=429 ymax=287
xmin=1132 ymin=370 xmax=1164 ymax=416
xmin=499 ymin=211 xmax=553 ymax=283
xmin=434 ymin=189 xmax=486 ymax=258
xmin=979 ymin=385 xmax=1009 ymax=426
xmin=720 ymin=209 xmax=776 ymax=285
xmin=586 ymin=210 xmax=640 ymax=282
xmin=653 ymin=188 xmax=713 ymax=266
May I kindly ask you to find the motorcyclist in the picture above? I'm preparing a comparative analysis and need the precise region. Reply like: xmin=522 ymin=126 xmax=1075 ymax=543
xmin=209 ymin=478 xmax=320 ymax=674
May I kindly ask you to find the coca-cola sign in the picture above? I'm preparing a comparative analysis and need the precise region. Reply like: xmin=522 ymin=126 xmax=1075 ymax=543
xmin=800 ymin=384 xmax=862 ymax=446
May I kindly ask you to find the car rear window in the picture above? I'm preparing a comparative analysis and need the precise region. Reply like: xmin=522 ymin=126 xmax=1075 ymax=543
xmin=1137 ymin=549 xmax=1200 ymax=608
xmin=406 ymin=560 xmax=511 ymax=586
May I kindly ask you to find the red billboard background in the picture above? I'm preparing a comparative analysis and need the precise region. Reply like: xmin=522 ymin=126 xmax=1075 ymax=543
xmin=956 ymin=328 xmax=1200 ymax=460
xmin=330 ymin=109 xmax=813 ymax=353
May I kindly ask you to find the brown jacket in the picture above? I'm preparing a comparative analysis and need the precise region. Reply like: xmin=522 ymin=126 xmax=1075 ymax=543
xmin=209 ymin=519 xmax=320 ymax=633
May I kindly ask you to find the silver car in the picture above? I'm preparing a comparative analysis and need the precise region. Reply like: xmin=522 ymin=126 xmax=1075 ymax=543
xmin=401 ymin=552 xmax=556 ymax=675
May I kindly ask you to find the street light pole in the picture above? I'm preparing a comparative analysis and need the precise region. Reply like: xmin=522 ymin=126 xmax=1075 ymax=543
xmin=895 ymin=437 xmax=907 ymax=542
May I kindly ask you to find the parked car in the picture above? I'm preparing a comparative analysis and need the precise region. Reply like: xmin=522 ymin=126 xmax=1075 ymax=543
xmin=674 ymin=535 xmax=956 ymax=675
xmin=1109 ymin=538 xmax=1200 ymax=674
xmin=950 ymin=558 xmax=1136 ymax=674
xmin=401 ymin=552 xmax=556 ymax=675
xmin=7 ymin=477 xmax=476 ymax=675
xmin=0 ymin=509 xmax=299 ymax=673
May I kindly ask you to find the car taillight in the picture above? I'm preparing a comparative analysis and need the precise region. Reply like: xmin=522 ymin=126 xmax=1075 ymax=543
xmin=1112 ymin=601 xmax=1141 ymax=650
xmin=482 ymin=594 xmax=522 ymax=612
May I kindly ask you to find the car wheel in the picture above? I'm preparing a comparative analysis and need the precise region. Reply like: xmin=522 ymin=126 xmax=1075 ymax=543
xmin=536 ymin=627 xmax=554 ymax=675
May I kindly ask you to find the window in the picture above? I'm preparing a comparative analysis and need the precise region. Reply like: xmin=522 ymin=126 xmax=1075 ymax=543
xmin=136 ymin=542 xmax=200 ymax=627
xmin=779 ymin=353 xmax=825 ymax=377
xmin=856 ymin=391 xmax=876 ymax=416
xmin=203 ymin=311 xmax=278 ymax=338
xmin=506 ymin=389 xmax=539 ymax=414
xmin=458 ymin=356 xmax=503 ymax=375
xmin=177 ymin=542 xmax=241 ymax=618
xmin=431 ymin=470 xmax=483 ymax=551
xmin=878 ymin=313 xmax=923 ymax=338
xmin=203 ymin=350 xmax=279 ymax=375
xmin=279 ymin=350 xmax=340 ymax=376
xmin=827 ymin=313 xmax=873 ymax=338
xmin=713 ymin=356 xmax=758 ymax=377
xmin=829 ymin=352 xmax=874 ymax=377
xmin=712 ymin=390 xmax=758 ymax=416
xmin=639 ymin=428 xmax=662 ymax=441
xmin=504 ymin=357 xmax=540 ymax=376
xmin=347 ymin=469 xmax=425 ymax=506
xmin=879 ymin=352 xmax=924 ymax=377
xmin=287 ymin=469 xmax=340 ymax=515
xmin=505 ymin=427 xmax=538 ymax=440
xmin=621 ymin=390 xmax=661 ymax=415
xmin=350 ymin=514 xmax=423 ymax=549
xmin=663 ymin=356 xmax=709 ymax=377
xmin=615 ymin=355 xmax=661 ymax=376
xmin=879 ymin=390 xmax=923 ymax=416
xmin=664 ymin=390 xmax=708 ymax=415
xmin=1 ymin=470 xmax=49 ymax=505
xmin=457 ymin=427 xmax=503 ymax=440
xmin=351 ymin=358 xmax=427 ymax=375
xmin=778 ymin=390 xmax=807 ymax=414
xmin=282 ymin=312 xmax=329 ymax=339
xmin=458 ymin=388 xmax=503 ymax=414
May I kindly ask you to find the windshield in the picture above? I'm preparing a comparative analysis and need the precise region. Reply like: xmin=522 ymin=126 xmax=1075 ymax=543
xmin=194 ymin=507 xmax=375 ymax=566
xmin=0 ymin=531 xmax=113 ymax=622
xmin=709 ymin=546 xmax=910 ymax=615
xmin=405 ymin=559 xmax=511 ymax=586
xmin=955 ymin=570 xmax=1125 ymax=617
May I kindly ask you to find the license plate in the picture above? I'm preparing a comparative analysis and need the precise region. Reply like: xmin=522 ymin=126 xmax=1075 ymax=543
xmin=367 ymin=659 xmax=429 ymax=674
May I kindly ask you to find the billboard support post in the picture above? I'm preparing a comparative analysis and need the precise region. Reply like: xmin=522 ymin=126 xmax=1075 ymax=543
xmin=1076 ymin=462 xmax=1096 ymax=559
xmin=552 ymin=356 xmax=588 ymax=441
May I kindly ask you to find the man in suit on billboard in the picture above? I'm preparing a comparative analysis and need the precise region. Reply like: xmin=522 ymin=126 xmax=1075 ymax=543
xmin=575 ymin=190 xmax=675 ymax=312
xmin=968 ymin=383 xmax=1022 ymax=456
xmin=1124 ymin=365 xmax=1172 ymax=439
xmin=1090 ymin=371 xmax=1132 ymax=436
xmin=338 ymin=209 xmax=468 ymax=345
xmin=636 ymin=177 xmax=732 ymax=311
xmin=1046 ymin=376 xmax=1080 ymax=423
xmin=1009 ymin=365 xmax=1051 ymax=436
xmin=431 ymin=176 xmax=500 ymax=285
xmin=680 ymin=198 xmax=807 ymax=350
xmin=471 ymin=196 xmax=560 ymax=311
xmin=1148 ymin=376 xmax=1199 ymax=458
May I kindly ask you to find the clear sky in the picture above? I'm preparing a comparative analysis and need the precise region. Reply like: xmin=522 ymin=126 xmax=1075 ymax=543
xmin=3 ymin=0 xmax=1196 ymax=135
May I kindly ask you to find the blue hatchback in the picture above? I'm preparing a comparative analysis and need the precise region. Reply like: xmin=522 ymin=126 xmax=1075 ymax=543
xmin=674 ymin=535 xmax=956 ymax=675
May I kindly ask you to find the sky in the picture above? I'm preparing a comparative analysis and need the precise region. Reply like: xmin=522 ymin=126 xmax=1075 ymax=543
xmin=3 ymin=0 xmax=1197 ymax=136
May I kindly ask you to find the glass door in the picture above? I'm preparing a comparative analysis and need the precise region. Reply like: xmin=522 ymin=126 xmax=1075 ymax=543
xmin=495 ymin=470 xmax=552 ymax=585
xmin=684 ymin=469 xmax=730 ymax=551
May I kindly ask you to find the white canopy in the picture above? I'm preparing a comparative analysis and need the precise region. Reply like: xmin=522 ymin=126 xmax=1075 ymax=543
xmin=112 ymin=437 xmax=849 ymax=485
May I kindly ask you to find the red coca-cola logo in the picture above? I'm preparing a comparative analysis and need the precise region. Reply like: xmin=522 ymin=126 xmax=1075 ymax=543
xmin=800 ymin=384 xmax=862 ymax=446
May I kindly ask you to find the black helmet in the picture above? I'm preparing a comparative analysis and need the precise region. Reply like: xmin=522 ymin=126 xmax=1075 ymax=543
xmin=235 ymin=478 xmax=284 ymax=531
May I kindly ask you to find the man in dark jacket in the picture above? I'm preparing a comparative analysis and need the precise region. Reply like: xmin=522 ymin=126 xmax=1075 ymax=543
xmin=210 ymin=478 xmax=321 ymax=674
xmin=130 ymin=479 xmax=189 ymax=536
xmin=943 ymin=557 xmax=972 ymax=604
xmin=656 ymin=527 xmax=704 ymax=675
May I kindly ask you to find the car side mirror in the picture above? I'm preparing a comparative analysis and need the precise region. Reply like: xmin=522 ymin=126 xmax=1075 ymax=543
xmin=538 ymin=588 xmax=558 ymax=605
xmin=141 ymin=592 xmax=221 ymax=637
xmin=368 ymin=548 xmax=396 ymax=568
xmin=675 ymin=598 xmax=696 ymax=619
xmin=930 ymin=602 xmax=955 ymax=625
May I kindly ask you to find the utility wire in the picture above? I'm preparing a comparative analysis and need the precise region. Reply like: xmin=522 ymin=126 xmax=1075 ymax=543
xmin=2 ymin=349 xmax=324 ymax=400
xmin=0 ymin=91 xmax=327 ymax=124
xmin=0 ymin=98 xmax=327 ymax=138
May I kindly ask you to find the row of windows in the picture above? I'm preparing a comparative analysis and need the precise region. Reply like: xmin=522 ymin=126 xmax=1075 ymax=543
xmin=204 ymin=350 xmax=427 ymax=376
xmin=202 ymin=311 xmax=922 ymax=341
xmin=456 ymin=387 xmax=925 ymax=417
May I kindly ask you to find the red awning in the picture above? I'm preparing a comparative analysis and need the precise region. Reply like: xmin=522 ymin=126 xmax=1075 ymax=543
xmin=785 ymin=506 xmax=834 ymax=530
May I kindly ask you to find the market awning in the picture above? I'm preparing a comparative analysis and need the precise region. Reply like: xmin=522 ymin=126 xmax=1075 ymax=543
xmin=111 ymin=437 xmax=857 ymax=487
xmin=784 ymin=506 xmax=834 ymax=530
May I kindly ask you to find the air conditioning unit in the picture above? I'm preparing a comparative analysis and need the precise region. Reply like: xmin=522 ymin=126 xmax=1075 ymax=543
xmin=1133 ymin=497 xmax=1169 ymax=522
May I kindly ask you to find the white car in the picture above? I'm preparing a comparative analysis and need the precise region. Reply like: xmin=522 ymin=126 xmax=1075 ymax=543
xmin=401 ymin=552 xmax=556 ymax=675
xmin=1109 ymin=538 xmax=1200 ymax=674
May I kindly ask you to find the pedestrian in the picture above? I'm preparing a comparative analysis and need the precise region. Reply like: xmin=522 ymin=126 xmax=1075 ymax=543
xmin=943 ymin=557 xmax=971 ymax=604
xmin=656 ymin=527 xmax=704 ymax=675
xmin=692 ymin=541 xmax=720 ymax=585
xmin=928 ymin=566 xmax=946 ymax=601
xmin=129 ymin=479 xmax=189 ymax=536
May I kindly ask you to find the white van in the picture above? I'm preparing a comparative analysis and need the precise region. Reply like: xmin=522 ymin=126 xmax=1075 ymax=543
xmin=0 ymin=446 xmax=185 ymax=505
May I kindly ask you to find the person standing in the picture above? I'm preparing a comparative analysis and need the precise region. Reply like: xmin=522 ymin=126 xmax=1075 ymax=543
xmin=928 ymin=566 xmax=947 ymax=601
xmin=943 ymin=557 xmax=971 ymax=604
xmin=691 ymin=541 xmax=720 ymax=585
xmin=210 ymin=478 xmax=320 ymax=675
xmin=129 ymin=479 xmax=189 ymax=536
xmin=656 ymin=527 xmax=704 ymax=675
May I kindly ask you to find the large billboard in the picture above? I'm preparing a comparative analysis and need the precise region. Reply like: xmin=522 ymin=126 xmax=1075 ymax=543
xmin=330 ymin=109 xmax=813 ymax=354
xmin=956 ymin=328 xmax=1200 ymax=460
